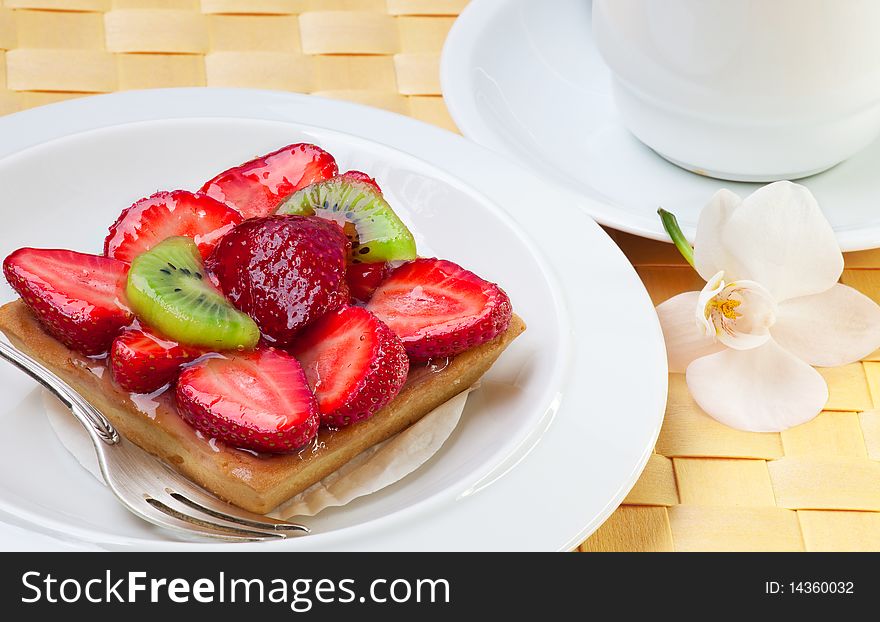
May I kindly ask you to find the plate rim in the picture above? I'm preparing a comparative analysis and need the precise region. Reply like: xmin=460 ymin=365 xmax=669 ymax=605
xmin=0 ymin=87 xmax=667 ymax=551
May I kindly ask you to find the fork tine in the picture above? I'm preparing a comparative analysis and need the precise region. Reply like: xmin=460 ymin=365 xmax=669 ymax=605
xmin=121 ymin=496 xmax=283 ymax=542
xmin=166 ymin=490 xmax=309 ymax=534
xmin=141 ymin=497 xmax=286 ymax=541
xmin=153 ymin=462 xmax=309 ymax=533
xmin=107 ymin=437 xmax=309 ymax=539
xmin=104 ymin=441 xmax=301 ymax=541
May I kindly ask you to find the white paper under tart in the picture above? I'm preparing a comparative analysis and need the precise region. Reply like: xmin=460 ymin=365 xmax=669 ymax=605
xmin=42 ymin=385 xmax=473 ymax=518
xmin=271 ymin=387 xmax=472 ymax=518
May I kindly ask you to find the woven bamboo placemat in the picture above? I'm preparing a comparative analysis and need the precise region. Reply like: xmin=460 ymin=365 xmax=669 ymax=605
xmin=1 ymin=0 xmax=879 ymax=552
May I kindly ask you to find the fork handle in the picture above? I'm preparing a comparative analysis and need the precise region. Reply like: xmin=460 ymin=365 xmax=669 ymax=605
xmin=0 ymin=340 xmax=119 ymax=445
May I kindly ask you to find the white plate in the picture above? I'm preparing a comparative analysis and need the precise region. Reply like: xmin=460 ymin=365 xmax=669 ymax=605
xmin=0 ymin=88 xmax=666 ymax=551
xmin=441 ymin=0 xmax=880 ymax=251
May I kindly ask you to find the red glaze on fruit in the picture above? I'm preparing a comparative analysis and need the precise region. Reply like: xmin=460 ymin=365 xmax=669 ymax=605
xmin=104 ymin=190 xmax=242 ymax=263
xmin=291 ymin=306 xmax=409 ymax=427
xmin=200 ymin=143 xmax=338 ymax=219
xmin=206 ymin=215 xmax=350 ymax=347
xmin=345 ymin=262 xmax=391 ymax=304
xmin=338 ymin=170 xmax=381 ymax=193
xmin=176 ymin=348 xmax=319 ymax=453
xmin=3 ymin=248 xmax=132 ymax=356
xmin=110 ymin=327 xmax=202 ymax=394
xmin=366 ymin=258 xmax=513 ymax=361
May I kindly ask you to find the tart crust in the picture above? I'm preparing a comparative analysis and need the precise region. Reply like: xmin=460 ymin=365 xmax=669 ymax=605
xmin=0 ymin=299 xmax=525 ymax=513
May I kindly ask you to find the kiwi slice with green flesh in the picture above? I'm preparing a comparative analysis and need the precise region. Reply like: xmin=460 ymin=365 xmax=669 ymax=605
xmin=126 ymin=237 xmax=259 ymax=350
xmin=276 ymin=178 xmax=417 ymax=263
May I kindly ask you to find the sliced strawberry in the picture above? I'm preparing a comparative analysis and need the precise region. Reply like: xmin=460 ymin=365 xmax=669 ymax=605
xmin=104 ymin=190 xmax=242 ymax=263
xmin=200 ymin=143 xmax=338 ymax=219
xmin=338 ymin=170 xmax=381 ymax=193
xmin=3 ymin=248 xmax=132 ymax=356
xmin=291 ymin=306 xmax=408 ymax=427
xmin=366 ymin=258 xmax=513 ymax=361
xmin=176 ymin=348 xmax=319 ymax=453
xmin=110 ymin=327 xmax=202 ymax=394
xmin=206 ymin=215 xmax=350 ymax=347
xmin=346 ymin=261 xmax=391 ymax=303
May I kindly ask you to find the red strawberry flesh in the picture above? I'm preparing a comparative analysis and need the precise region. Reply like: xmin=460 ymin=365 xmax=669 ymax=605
xmin=3 ymin=248 xmax=132 ymax=355
xmin=200 ymin=143 xmax=338 ymax=219
xmin=110 ymin=327 xmax=202 ymax=394
xmin=104 ymin=190 xmax=242 ymax=263
xmin=176 ymin=348 xmax=319 ymax=453
xmin=345 ymin=261 xmax=390 ymax=303
xmin=291 ymin=306 xmax=409 ymax=427
xmin=366 ymin=258 xmax=512 ymax=361
xmin=206 ymin=215 xmax=350 ymax=347
xmin=338 ymin=170 xmax=381 ymax=193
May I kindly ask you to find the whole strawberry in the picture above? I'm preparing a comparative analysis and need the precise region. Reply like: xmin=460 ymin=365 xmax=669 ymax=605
xmin=206 ymin=215 xmax=349 ymax=346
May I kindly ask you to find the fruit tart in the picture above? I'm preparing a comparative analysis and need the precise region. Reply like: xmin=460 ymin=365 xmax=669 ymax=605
xmin=0 ymin=143 xmax=524 ymax=513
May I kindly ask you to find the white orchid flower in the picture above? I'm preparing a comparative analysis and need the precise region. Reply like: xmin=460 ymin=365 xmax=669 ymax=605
xmin=656 ymin=181 xmax=880 ymax=432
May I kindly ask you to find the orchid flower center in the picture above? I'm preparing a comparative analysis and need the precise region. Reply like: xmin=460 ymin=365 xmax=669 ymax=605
xmin=707 ymin=297 xmax=742 ymax=322
xmin=696 ymin=271 xmax=777 ymax=350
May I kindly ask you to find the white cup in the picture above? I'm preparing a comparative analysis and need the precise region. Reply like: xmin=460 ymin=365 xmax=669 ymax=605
xmin=592 ymin=0 xmax=880 ymax=181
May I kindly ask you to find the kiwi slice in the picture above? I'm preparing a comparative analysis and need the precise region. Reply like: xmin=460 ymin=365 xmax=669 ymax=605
xmin=126 ymin=236 xmax=259 ymax=350
xmin=276 ymin=178 xmax=417 ymax=263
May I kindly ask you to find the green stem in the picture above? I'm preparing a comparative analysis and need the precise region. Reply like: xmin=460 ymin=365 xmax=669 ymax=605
xmin=657 ymin=208 xmax=695 ymax=268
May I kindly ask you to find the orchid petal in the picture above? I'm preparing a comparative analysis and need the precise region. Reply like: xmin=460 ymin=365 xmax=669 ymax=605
xmin=716 ymin=328 xmax=771 ymax=351
xmin=694 ymin=189 xmax=742 ymax=282
xmin=719 ymin=181 xmax=843 ymax=302
xmin=686 ymin=339 xmax=828 ymax=432
xmin=772 ymin=284 xmax=880 ymax=367
xmin=656 ymin=292 xmax=724 ymax=373
xmin=695 ymin=271 xmax=726 ymax=336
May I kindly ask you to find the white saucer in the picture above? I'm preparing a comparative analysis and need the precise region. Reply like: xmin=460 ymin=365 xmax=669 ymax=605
xmin=441 ymin=0 xmax=880 ymax=251
xmin=0 ymin=88 xmax=666 ymax=551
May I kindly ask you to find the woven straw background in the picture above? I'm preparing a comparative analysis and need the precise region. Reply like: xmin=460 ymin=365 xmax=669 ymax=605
xmin=1 ymin=0 xmax=880 ymax=551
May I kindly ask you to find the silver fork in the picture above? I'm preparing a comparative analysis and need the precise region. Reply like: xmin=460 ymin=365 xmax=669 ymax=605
xmin=0 ymin=339 xmax=309 ymax=542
